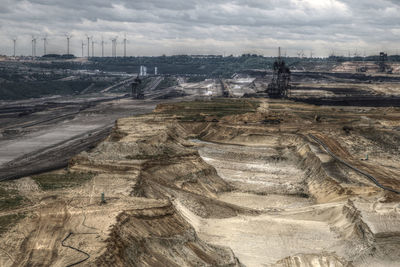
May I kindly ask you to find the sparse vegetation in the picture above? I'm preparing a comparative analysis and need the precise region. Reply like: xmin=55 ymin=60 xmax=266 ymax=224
xmin=180 ymin=114 xmax=207 ymax=122
xmin=0 ymin=186 xmax=25 ymax=211
xmin=31 ymin=172 xmax=95 ymax=190
xmin=187 ymin=75 xmax=207 ymax=83
xmin=125 ymin=147 xmax=196 ymax=161
xmin=157 ymin=99 xmax=259 ymax=121
xmin=0 ymin=183 xmax=28 ymax=235
xmin=0 ymin=214 xmax=25 ymax=235
xmin=155 ymin=77 xmax=178 ymax=90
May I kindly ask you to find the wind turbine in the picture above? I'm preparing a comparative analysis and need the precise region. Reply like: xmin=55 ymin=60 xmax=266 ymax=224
xmin=91 ymin=38 xmax=96 ymax=57
xmin=123 ymin=33 xmax=127 ymax=57
xmin=42 ymin=35 xmax=48 ymax=56
xmin=31 ymin=36 xmax=37 ymax=57
xmin=297 ymin=49 xmax=304 ymax=58
xmin=65 ymin=33 xmax=72 ymax=55
xmin=101 ymin=36 xmax=105 ymax=57
xmin=86 ymin=34 xmax=92 ymax=58
xmin=114 ymin=36 xmax=118 ymax=57
xmin=110 ymin=36 xmax=118 ymax=57
xmin=81 ymin=40 xmax=86 ymax=58
xmin=12 ymin=38 xmax=17 ymax=57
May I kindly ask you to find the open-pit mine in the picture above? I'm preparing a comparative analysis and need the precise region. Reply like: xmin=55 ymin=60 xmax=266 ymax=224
xmin=1 ymin=61 xmax=400 ymax=267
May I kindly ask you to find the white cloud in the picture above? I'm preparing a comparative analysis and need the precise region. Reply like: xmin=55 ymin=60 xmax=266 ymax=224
xmin=0 ymin=0 xmax=399 ymax=56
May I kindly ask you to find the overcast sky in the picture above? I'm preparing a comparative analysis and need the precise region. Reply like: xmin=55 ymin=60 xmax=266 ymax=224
xmin=0 ymin=0 xmax=399 ymax=57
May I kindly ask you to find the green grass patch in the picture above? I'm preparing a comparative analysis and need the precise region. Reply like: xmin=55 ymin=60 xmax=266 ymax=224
xmin=32 ymin=172 xmax=95 ymax=191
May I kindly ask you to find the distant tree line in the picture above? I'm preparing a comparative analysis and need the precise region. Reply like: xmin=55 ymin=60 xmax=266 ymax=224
xmin=328 ymin=55 xmax=400 ymax=62
xmin=31 ymin=54 xmax=397 ymax=78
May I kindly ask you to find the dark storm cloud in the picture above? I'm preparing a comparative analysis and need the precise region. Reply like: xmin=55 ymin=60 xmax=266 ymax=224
xmin=0 ymin=0 xmax=399 ymax=56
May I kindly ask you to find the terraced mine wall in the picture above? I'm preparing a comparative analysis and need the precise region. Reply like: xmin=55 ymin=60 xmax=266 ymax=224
xmin=1 ymin=99 xmax=400 ymax=266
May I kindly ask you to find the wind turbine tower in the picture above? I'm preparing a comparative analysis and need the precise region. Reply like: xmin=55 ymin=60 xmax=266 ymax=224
xmin=86 ymin=35 xmax=91 ymax=58
xmin=12 ymin=38 xmax=17 ymax=57
xmin=123 ymin=34 xmax=127 ymax=57
xmin=65 ymin=34 xmax=72 ymax=55
xmin=114 ymin=37 xmax=118 ymax=57
xmin=42 ymin=35 xmax=48 ymax=56
xmin=81 ymin=40 xmax=86 ymax=58
xmin=31 ymin=36 xmax=37 ymax=57
xmin=91 ymin=38 xmax=95 ymax=57
xmin=110 ymin=37 xmax=118 ymax=57
xmin=109 ymin=39 xmax=112 ymax=57
xmin=101 ymin=36 xmax=105 ymax=57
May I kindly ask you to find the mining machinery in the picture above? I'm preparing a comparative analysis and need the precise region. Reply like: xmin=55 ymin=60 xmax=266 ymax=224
xmin=267 ymin=48 xmax=291 ymax=98
xmin=131 ymin=76 xmax=144 ymax=99
xmin=378 ymin=52 xmax=392 ymax=73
